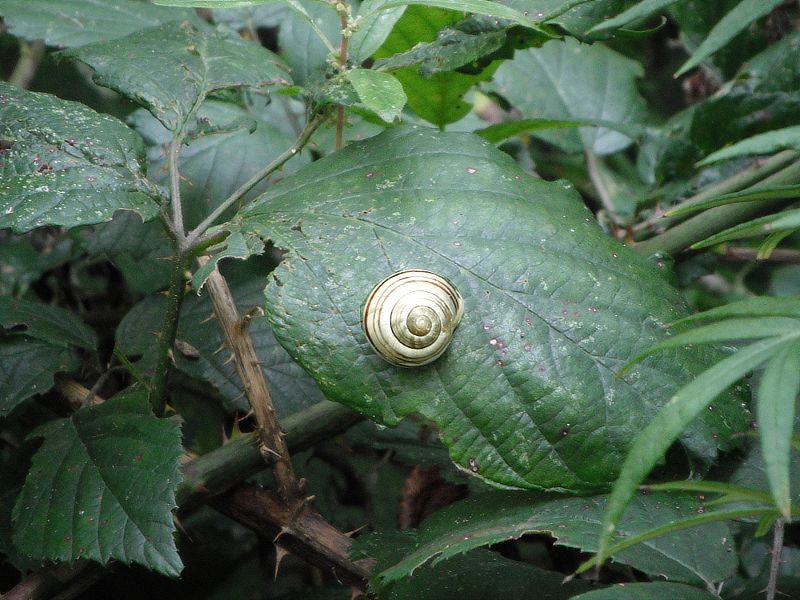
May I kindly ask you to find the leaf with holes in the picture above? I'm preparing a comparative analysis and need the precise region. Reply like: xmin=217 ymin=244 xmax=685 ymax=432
xmin=12 ymin=389 xmax=184 ymax=576
xmin=0 ymin=83 xmax=159 ymax=233
xmin=226 ymin=125 xmax=747 ymax=492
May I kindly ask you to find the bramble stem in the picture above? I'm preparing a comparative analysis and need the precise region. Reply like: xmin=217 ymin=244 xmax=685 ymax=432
xmin=183 ymin=112 xmax=326 ymax=251
xmin=147 ymin=254 xmax=188 ymax=416
xmin=767 ymin=518 xmax=785 ymax=600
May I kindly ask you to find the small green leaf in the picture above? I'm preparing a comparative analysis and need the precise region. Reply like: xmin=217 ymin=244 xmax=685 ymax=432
xmin=0 ymin=297 xmax=96 ymax=351
xmin=376 ymin=491 xmax=735 ymax=586
xmin=675 ymin=0 xmax=784 ymax=77
xmin=491 ymin=38 xmax=646 ymax=155
xmin=598 ymin=333 xmax=799 ymax=566
xmin=346 ymin=69 xmax=407 ymax=123
xmin=0 ymin=83 xmax=159 ymax=233
xmin=571 ymin=582 xmax=719 ymax=600
xmin=0 ymin=337 xmax=80 ymax=417
xmin=12 ymin=389 xmax=184 ymax=576
xmin=665 ymin=185 xmax=800 ymax=218
xmin=698 ymin=126 xmax=800 ymax=165
xmin=0 ymin=0 xmax=201 ymax=47
xmin=61 ymin=22 xmax=291 ymax=131
xmin=757 ymin=341 xmax=800 ymax=518
xmin=192 ymin=231 xmax=265 ymax=292
xmin=587 ymin=0 xmax=681 ymax=35
xmin=350 ymin=0 xmax=407 ymax=63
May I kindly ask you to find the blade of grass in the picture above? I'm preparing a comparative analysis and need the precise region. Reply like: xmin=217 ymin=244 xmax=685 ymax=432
xmin=665 ymin=185 xmax=800 ymax=218
xmin=596 ymin=334 xmax=800 ymax=567
xmin=757 ymin=341 xmax=800 ymax=519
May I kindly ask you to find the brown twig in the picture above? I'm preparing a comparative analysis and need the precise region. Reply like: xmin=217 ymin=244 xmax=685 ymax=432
xmin=9 ymin=40 xmax=45 ymax=89
xmin=766 ymin=518 xmax=785 ymax=600
xmin=195 ymin=255 xmax=303 ymax=505
xmin=2 ymin=563 xmax=95 ymax=600
xmin=211 ymin=484 xmax=373 ymax=590
xmin=719 ymin=246 xmax=800 ymax=264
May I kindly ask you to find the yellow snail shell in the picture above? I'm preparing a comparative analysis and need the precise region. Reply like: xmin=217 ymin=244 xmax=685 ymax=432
xmin=362 ymin=269 xmax=464 ymax=367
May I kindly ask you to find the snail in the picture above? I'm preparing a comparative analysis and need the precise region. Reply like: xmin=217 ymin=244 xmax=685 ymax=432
xmin=362 ymin=269 xmax=464 ymax=367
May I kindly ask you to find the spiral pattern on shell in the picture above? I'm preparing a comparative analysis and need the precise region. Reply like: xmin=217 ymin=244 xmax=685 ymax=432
xmin=362 ymin=269 xmax=464 ymax=367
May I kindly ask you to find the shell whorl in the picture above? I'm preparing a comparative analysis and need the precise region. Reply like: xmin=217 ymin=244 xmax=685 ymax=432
xmin=362 ymin=269 xmax=464 ymax=367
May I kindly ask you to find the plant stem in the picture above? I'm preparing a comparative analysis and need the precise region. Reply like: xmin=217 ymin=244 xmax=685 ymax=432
xmin=634 ymin=150 xmax=800 ymax=237
xmin=211 ymin=485 xmax=373 ymax=590
xmin=183 ymin=112 xmax=326 ymax=251
xmin=168 ymin=138 xmax=186 ymax=240
xmin=335 ymin=12 xmax=348 ymax=151
xmin=178 ymin=400 xmax=362 ymax=510
xmin=196 ymin=255 xmax=302 ymax=504
xmin=634 ymin=158 xmax=800 ymax=256
xmin=767 ymin=518 xmax=785 ymax=600
xmin=9 ymin=40 xmax=45 ymax=89
xmin=147 ymin=254 xmax=188 ymax=416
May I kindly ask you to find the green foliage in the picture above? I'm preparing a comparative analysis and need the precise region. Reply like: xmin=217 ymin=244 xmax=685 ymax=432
xmin=2 ymin=0 xmax=800 ymax=597
xmin=0 ymin=83 xmax=159 ymax=233
xmin=12 ymin=389 xmax=184 ymax=575
xmin=228 ymin=125 xmax=745 ymax=491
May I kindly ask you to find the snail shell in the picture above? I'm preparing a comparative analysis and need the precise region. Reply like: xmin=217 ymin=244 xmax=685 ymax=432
xmin=362 ymin=269 xmax=464 ymax=367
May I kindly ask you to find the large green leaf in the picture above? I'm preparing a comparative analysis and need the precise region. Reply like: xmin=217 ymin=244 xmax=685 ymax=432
xmin=12 ymin=389 xmax=184 ymax=576
xmin=375 ymin=491 xmax=735 ymax=586
xmin=0 ymin=297 xmax=96 ymax=351
xmin=352 ymin=534 xmax=596 ymax=599
xmin=0 ymin=337 xmax=80 ymax=417
xmin=491 ymin=38 xmax=646 ymax=155
xmin=572 ymin=582 xmax=718 ymax=600
xmin=0 ymin=0 xmax=200 ymax=48
xmin=229 ymin=125 xmax=746 ymax=492
xmin=0 ymin=83 xmax=159 ymax=233
xmin=61 ymin=22 xmax=291 ymax=131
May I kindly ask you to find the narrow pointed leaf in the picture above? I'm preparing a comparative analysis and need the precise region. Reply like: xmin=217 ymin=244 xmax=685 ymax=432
xmin=598 ymin=334 xmax=798 ymax=565
xmin=675 ymin=296 xmax=800 ymax=324
xmin=665 ymin=185 xmax=800 ymax=218
xmin=697 ymin=125 xmax=800 ymax=166
xmin=587 ymin=0 xmax=680 ymax=35
xmin=623 ymin=317 xmax=800 ymax=372
xmin=675 ymin=0 xmax=784 ymax=77
xmin=691 ymin=209 xmax=800 ymax=249
xmin=757 ymin=341 xmax=800 ymax=517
